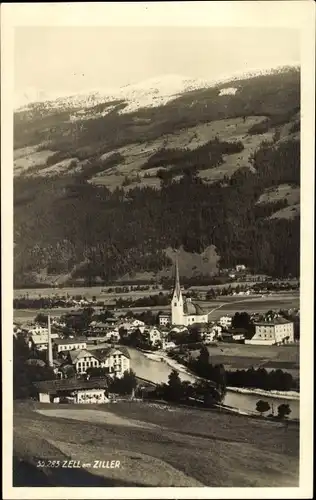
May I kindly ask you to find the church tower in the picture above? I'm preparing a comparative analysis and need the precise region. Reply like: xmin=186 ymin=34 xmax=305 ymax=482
xmin=171 ymin=255 xmax=184 ymax=325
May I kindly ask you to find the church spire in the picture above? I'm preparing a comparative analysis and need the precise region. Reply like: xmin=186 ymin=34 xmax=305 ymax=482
xmin=173 ymin=253 xmax=181 ymax=300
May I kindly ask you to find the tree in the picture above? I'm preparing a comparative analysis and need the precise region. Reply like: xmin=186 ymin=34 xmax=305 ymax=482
xmin=277 ymin=403 xmax=291 ymax=420
xmin=211 ymin=363 xmax=227 ymax=401
xmin=256 ymin=399 xmax=271 ymax=416
xmin=197 ymin=345 xmax=210 ymax=365
xmin=34 ymin=313 xmax=48 ymax=325
xmin=166 ymin=369 xmax=183 ymax=402
xmin=61 ymin=364 xmax=76 ymax=379
xmin=232 ymin=312 xmax=252 ymax=331
xmin=110 ymin=370 xmax=137 ymax=396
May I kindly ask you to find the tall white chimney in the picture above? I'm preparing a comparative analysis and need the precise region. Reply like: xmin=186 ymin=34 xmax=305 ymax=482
xmin=47 ymin=314 xmax=53 ymax=367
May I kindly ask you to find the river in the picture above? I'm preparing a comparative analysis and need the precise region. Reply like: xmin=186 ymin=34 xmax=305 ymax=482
xmin=127 ymin=347 xmax=299 ymax=420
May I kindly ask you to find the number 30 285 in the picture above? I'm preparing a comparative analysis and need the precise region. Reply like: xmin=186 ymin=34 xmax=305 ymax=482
xmin=37 ymin=460 xmax=60 ymax=468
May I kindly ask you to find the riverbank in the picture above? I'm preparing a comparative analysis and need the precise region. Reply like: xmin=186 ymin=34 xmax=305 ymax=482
xmin=226 ymin=386 xmax=300 ymax=400
xmin=140 ymin=349 xmax=299 ymax=404
xmin=142 ymin=350 xmax=201 ymax=382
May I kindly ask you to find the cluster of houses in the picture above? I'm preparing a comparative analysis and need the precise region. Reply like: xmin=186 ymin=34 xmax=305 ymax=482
xmin=16 ymin=303 xmax=296 ymax=370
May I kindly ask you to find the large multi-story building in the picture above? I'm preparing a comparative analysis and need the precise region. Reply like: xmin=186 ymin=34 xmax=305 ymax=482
xmin=68 ymin=346 xmax=130 ymax=377
xmin=171 ymin=258 xmax=208 ymax=326
xmin=245 ymin=319 xmax=294 ymax=345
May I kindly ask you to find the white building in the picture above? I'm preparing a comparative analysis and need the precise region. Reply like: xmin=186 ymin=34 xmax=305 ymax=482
xmin=69 ymin=346 xmax=130 ymax=377
xmin=171 ymin=258 xmax=208 ymax=326
xmin=245 ymin=319 xmax=294 ymax=346
xmin=131 ymin=319 xmax=145 ymax=328
xmin=148 ymin=326 xmax=162 ymax=346
xmin=158 ymin=313 xmax=171 ymax=326
xmin=29 ymin=324 xmax=49 ymax=336
xmin=29 ymin=335 xmax=49 ymax=351
xmin=219 ymin=316 xmax=232 ymax=328
xmin=236 ymin=264 xmax=246 ymax=272
xmin=202 ymin=330 xmax=217 ymax=344
xmin=54 ymin=337 xmax=87 ymax=353
xmin=29 ymin=330 xmax=59 ymax=351
xmin=163 ymin=341 xmax=176 ymax=350
xmin=232 ymin=333 xmax=245 ymax=341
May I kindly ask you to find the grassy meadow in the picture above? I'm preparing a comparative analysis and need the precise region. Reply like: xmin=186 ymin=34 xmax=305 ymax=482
xmin=14 ymin=400 xmax=299 ymax=487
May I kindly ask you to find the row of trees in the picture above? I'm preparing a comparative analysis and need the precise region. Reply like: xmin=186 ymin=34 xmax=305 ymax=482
xmin=151 ymin=369 xmax=225 ymax=406
xmin=226 ymin=367 xmax=296 ymax=391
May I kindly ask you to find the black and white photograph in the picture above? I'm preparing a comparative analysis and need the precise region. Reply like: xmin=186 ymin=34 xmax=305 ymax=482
xmin=2 ymin=2 xmax=314 ymax=498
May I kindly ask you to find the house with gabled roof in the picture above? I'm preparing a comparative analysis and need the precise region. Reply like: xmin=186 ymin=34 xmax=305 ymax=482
xmin=67 ymin=345 xmax=130 ymax=378
xmin=33 ymin=378 xmax=109 ymax=404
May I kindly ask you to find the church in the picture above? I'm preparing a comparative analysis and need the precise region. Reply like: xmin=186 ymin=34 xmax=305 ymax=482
xmin=171 ymin=258 xmax=209 ymax=326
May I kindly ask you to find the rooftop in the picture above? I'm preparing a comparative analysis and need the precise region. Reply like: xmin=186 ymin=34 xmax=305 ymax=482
xmin=89 ymin=345 xmax=130 ymax=361
xmin=53 ymin=337 xmax=87 ymax=345
xmin=254 ymin=318 xmax=293 ymax=326
xmin=183 ymin=300 xmax=205 ymax=316
xmin=33 ymin=378 xmax=108 ymax=394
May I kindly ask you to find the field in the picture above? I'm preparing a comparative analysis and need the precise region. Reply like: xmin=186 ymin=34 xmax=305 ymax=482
xmin=270 ymin=204 xmax=300 ymax=220
xmin=204 ymin=342 xmax=299 ymax=378
xmin=13 ymin=292 xmax=299 ymax=323
xmin=257 ymin=184 xmax=300 ymax=206
xmin=14 ymin=400 xmax=299 ymax=487
xmin=14 ymin=148 xmax=57 ymax=176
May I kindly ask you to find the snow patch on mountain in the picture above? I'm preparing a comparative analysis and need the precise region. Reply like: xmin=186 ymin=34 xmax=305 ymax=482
xmin=219 ymin=87 xmax=238 ymax=96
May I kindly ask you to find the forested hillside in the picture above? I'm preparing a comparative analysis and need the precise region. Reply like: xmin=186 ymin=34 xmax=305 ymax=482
xmin=14 ymin=67 xmax=300 ymax=287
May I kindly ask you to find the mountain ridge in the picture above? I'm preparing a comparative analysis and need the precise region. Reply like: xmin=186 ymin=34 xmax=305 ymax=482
xmin=15 ymin=63 xmax=299 ymax=112
xmin=14 ymin=66 xmax=300 ymax=287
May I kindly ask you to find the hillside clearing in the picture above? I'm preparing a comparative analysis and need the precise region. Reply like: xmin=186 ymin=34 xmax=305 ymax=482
xmin=270 ymin=204 xmax=300 ymax=220
xmin=89 ymin=116 xmax=273 ymax=189
xmin=14 ymin=149 xmax=57 ymax=176
xmin=257 ymin=184 xmax=300 ymax=205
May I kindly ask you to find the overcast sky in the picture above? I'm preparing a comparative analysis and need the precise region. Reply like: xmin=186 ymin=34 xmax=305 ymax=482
xmin=15 ymin=26 xmax=300 ymax=95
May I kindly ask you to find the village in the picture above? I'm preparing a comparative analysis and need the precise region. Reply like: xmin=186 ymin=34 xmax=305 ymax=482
xmin=13 ymin=260 xmax=299 ymax=410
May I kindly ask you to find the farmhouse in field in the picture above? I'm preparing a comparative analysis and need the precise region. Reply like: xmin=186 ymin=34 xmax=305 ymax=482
xmin=171 ymin=258 xmax=208 ymax=326
xmin=245 ymin=318 xmax=294 ymax=345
